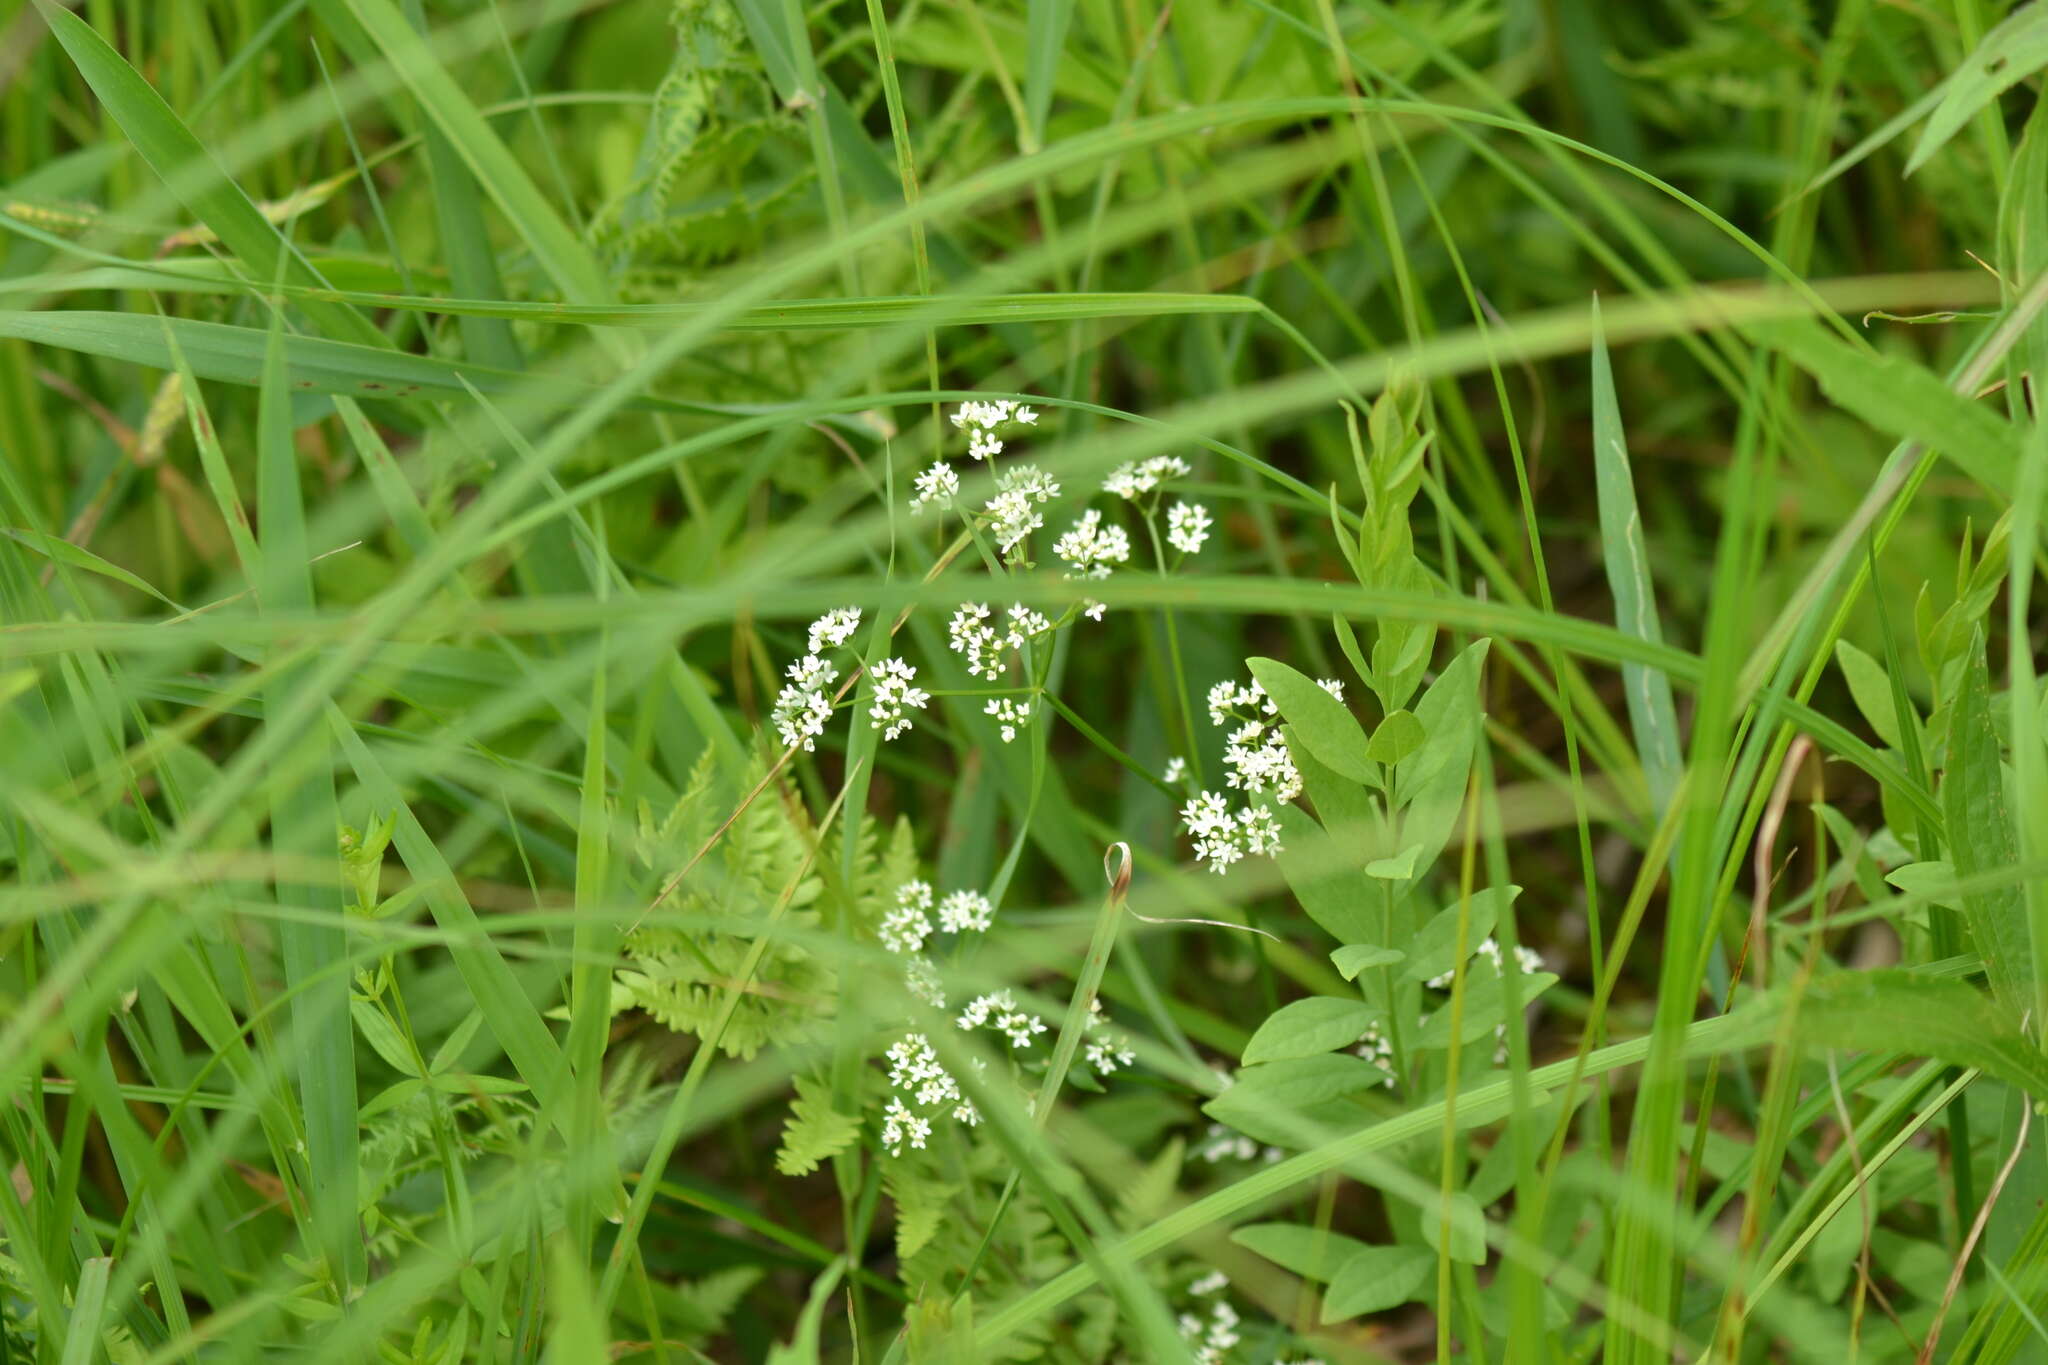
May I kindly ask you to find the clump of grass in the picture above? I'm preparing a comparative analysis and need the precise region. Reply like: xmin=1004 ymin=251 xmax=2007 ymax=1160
xmin=4 ymin=1 xmax=2048 ymax=1360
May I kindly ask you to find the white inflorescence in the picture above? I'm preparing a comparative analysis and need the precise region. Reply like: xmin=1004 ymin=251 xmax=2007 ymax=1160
xmin=983 ymin=696 xmax=1031 ymax=742
xmin=947 ymin=602 xmax=1053 ymax=681
xmin=909 ymin=460 xmax=960 ymax=513
xmin=1082 ymin=997 xmax=1138 ymax=1075
xmin=1425 ymin=936 xmax=1544 ymax=990
xmin=806 ymin=606 xmax=862 ymax=653
xmin=880 ymin=880 xmax=935 ymax=956
xmin=1162 ymin=756 xmax=1188 ymax=786
xmin=1166 ymin=500 xmax=1213 ymax=555
xmin=936 ymin=888 xmax=995 ymax=934
xmin=1102 ymin=455 xmax=1191 ymax=500
xmin=770 ymin=654 xmax=839 ymax=752
xmin=867 ymin=656 xmax=931 ymax=740
xmin=879 ymin=1032 xmax=977 ymax=1155
xmin=1053 ymin=508 xmax=1133 ymax=620
xmin=903 ymin=955 xmax=946 ymax=1009
xmin=1171 ymin=673 xmax=1352 ymax=872
xmin=1179 ymin=1298 xmax=1242 ymax=1365
xmin=1354 ymin=1021 xmax=1395 ymax=1087
xmin=956 ymin=990 xmax=1047 ymax=1049
xmin=984 ymin=465 xmax=1061 ymax=555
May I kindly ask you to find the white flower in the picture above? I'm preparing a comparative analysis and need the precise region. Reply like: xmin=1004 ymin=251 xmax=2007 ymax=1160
xmin=881 ymin=880 xmax=935 ymax=955
xmin=937 ymin=888 xmax=994 ymax=934
xmin=984 ymin=465 xmax=1061 ymax=555
xmin=995 ymin=1006 xmax=1048 ymax=1048
xmin=957 ymin=990 xmax=1046 ymax=1048
xmin=984 ymin=696 xmax=1031 ymax=742
xmin=1189 ymin=1270 xmax=1230 ymax=1297
xmin=1102 ymin=455 xmax=1190 ymax=500
xmin=1354 ymin=1021 xmax=1395 ymax=1087
xmin=1205 ymin=678 xmax=1274 ymax=727
xmin=956 ymin=991 xmax=1011 ymax=1030
xmin=1054 ymin=508 xmax=1131 ymax=619
xmin=910 ymin=460 xmax=959 ymax=512
xmin=947 ymin=602 xmax=1053 ymax=680
xmin=1053 ymin=508 xmax=1131 ymax=575
xmin=868 ymin=657 xmax=930 ymax=740
xmin=1182 ymin=790 xmax=1244 ymax=874
xmin=880 ymin=903 xmax=932 ymax=956
xmin=1238 ymin=804 xmax=1283 ymax=856
xmin=1316 ymin=677 xmax=1345 ymax=701
xmin=1163 ymin=756 xmax=1187 ymax=785
xmin=770 ymin=654 xmax=838 ymax=751
xmin=904 ymin=955 xmax=946 ymax=1009
xmin=1199 ymin=1122 xmax=1259 ymax=1163
xmin=806 ymin=606 xmax=862 ymax=653
xmin=881 ymin=1096 xmax=931 ymax=1155
xmin=1082 ymin=998 xmax=1137 ymax=1074
xmin=1166 ymin=500 xmax=1213 ymax=555
xmin=1423 ymin=936 xmax=1544 ymax=990
xmin=1222 ymin=721 xmax=1301 ymax=803
xmin=1180 ymin=1298 xmax=1241 ymax=1365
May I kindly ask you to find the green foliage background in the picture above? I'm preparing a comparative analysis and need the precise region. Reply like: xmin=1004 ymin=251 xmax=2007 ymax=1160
xmin=5 ymin=0 xmax=2048 ymax=1360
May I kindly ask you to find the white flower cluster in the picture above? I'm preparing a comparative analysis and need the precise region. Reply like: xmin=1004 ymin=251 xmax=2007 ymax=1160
xmin=984 ymin=696 xmax=1031 ymax=743
xmin=1103 ymin=455 xmax=1190 ymax=500
xmin=807 ymin=606 xmax=862 ymax=652
xmin=1196 ymin=1119 xmax=1283 ymax=1165
xmin=1052 ymin=507 xmax=1132 ymax=620
xmin=881 ymin=880 xmax=996 ymax=958
xmin=866 ymin=656 xmax=930 ymax=740
xmin=986 ymin=465 xmax=1061 ymax=554
xmin=1354 ymin=1021 xmax=1395 ymax=1088
xmin=947 ymin=602 xmax=1053 ymax=681
xmin=770 ymin=652 xmax=839 ymax=753
xmin=1082 ymin=997 xmax=1137 ymax=1075
xmin=957 ymin=989 xmax=1049 ymax=1049
xmin=1173 ymin=675 xmax=1346 ymax=873
xmin=951 ymin=398 xmax=1037 ymax=459
xmin=1424 ymin=936 xmax=1544 ymax=990
xmin=1178 ymin=1295 xmax=1241 ymax=1365
xmin=909 ymin=460 xmax=959 ymax=512
xmin=880 ymin=1032 xmax=979 ymax=1155
xmin=1166 ymin=500 xmax=1212 ymax=556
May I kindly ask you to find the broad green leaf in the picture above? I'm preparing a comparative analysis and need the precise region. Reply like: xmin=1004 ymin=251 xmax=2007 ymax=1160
xmin=1884 ymin=860 xmax=1963 ymax=913
xmin=350 ymin=1000 xmax=421 ymax=1076
xmin=1332 ymin=945 xmax=1404 ymax=980
xmin=1205 ymin=1056 xmax=1390 ymax=1144
xmin=1772 ymin=969 xmax=2048 ymax=1097
xmin=1908 ymin=5 xmax=2048 ymax=174
xmin=1274 ymin=803 xmax=1380 ymax=945
xmin=358 ymin=1077 xmax=428 ymax=1122
xmin=1366 ymin=708 xmax=1425 ymax=764
xmin=1364 ymin=843 xmax=1423 ymax=880
xmin=1413 ymin=973 xmax=1560 ymax=1051
xmin=1747 ymin=317 xmax=2020 ymax=499
xmin=1590 ymin=297 xmax=1682 ymax=813
xmin=1243 ymin=997 xmax=1383 ymax=1064
xmin=1942 ymin=633 xmax=2032 ymax=1016
xmin=1323 ymin=1245 xmax=1433 ymax=1320
xmin=1395 ymin=639 xmax=1490 ymax=872
xmin=1250 ymin=656 xmax=1372 ymax=782
xmin=1419 ymin=1191 xmax=1487 ymax=1265
xmin=1229 ymin=1222 xmax=1371 ymax=1283
xmin=1834 ymin=639 xmax=1907 ymax=750
xmin=1402 ymin=886 xmax=1518 ymax=982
